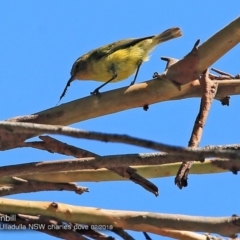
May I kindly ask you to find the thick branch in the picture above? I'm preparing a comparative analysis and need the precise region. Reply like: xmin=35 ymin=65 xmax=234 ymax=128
xmin=0 ymin=145 xmax=238 ymax=185
xmin=7 ymin=79 xmax=240 ymax=126
xmin=0 ymin=214 xmax=89 ymax=240
xmin=0 ymin=198 xmax=239 ymax=238
xmin=0 ymin=153 xmax=192 ymax=178
xmin=0 ymin=154 xmax=239 ymax=184
xmin=197 ymin=16 xmax=240 ymax=72
xmin=0 ymin=17 xmax=238 ymax=152
xmin=4 ymin=17 xmax=239 ymax=129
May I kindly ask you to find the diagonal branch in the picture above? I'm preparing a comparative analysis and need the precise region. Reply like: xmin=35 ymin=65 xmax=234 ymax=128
xmin=6 ymin=17 xmax=240 ymax=125
xmin=29 ymin=135 xmax=98 ymax=157
xmin=0 ymin=17 xmax=239 ymax=151
xmin=112 ymin=228 xmax=135 ymax=240
xmin=5 ymin=79 xmax=240 ymax=127
xmin=144 ymin=229 xmax=221 ymax=240
xmin=26 ymin=136 xmax=158 ymax=196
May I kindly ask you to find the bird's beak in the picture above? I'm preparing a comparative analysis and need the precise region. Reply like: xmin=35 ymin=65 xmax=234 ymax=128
xmin=68 ymin=75 xmax=75 ymax=84
xmin=57 ymin=75 xmax=76 ymax=104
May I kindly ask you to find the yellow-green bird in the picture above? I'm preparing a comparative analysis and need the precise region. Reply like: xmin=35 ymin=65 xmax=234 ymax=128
xmin=58 ymin=27 xmax=182 ymax=102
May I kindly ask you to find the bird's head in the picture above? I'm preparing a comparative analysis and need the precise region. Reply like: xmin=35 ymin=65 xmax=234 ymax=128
xmin=57 ymin=54 xmax=91 ymax=104
xmin=70 ymin=54 xmax=90 ymax=80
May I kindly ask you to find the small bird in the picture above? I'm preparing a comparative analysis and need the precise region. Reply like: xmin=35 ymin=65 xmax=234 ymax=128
xmin=58 ymin=27 xmax=182 ymax=103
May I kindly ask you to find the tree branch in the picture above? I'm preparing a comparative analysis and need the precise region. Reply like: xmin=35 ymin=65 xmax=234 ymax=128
xmin=1 ymin=157 xmax=235 ymax=184
xmin=2 ymin=17 xmax=238 ymax=134
xmin=0 ymin=121 xmax=239 ymax=160
xmin=0 ymin=213 xmax=89 ymax=240
xmin=0 ymin=154 xmax=239 ymax=187
xmin=175 ymin=69 xmax=218 ymax=188
xmin=5 ymin=79 xmax=240 ymax=127
xmin=0 ymin=198 xmax=239 ymax=238
xmin=25 ymin=136 xmax=159 ymax=196
xmin=0 ymin=177 xmax=89 ymax=197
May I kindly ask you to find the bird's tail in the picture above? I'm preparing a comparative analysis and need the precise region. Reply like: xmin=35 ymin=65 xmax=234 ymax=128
xmin=152 ymin=27 xmax=182 ymax=45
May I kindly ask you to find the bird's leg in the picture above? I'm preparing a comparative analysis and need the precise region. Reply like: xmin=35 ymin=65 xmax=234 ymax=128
xmin=90 ymin=66 xmax=118 ymax=95
xmin=130 ymin=61 xmax=142 ymax=86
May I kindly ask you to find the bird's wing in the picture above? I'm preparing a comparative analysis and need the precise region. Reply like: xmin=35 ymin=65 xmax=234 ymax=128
xmin=89 ymin=36 xmax=154 ymax=60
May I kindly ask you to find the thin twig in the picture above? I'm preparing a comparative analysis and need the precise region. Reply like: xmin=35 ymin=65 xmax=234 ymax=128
xmin=143 ymin=232 xmax=152 ymax=240
xmin=34 ymin=135 xmax=98 ymax=157
xmin=211 ymin=68 xmax=234 ymax=78
xmin=111 ymin=227 xmax=135 ymax=240
xmin=175 ymin=69 xmax=219 ymax=188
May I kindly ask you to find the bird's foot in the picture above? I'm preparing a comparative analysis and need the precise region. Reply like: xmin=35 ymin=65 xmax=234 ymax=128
xmin=129 ymin=81 xmax=135 ymax=86
xmin=153 ymin=72 xmax=160 ymax=78
xmin=90 ymin=89 xmax=101 ymax=97
xmin=153 ymin=72 xmax=182 ymax=91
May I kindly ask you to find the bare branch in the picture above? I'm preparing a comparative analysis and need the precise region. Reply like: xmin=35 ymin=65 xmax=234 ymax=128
xmin=197 ymin=16 xmax=240 ymax=73
xmin=0 ymin=178 xmax=89 ymax=196
xmin=2 ymin=17 xmax=238 ymax=139
xmin=112 ymin=227 xmax=135 ymax=240
xmin=0 ymin=198 xmax=239 ymax=238
xmin=175 ymin=70 xmax=218 ymax=188
xmin=146 ymin=229 xmax=221 ymax=240
xmin=0 ymin=153 xmax=182 ymax=178
xmin=0 ymin=121 xmax=239 ymax=160
xmin=25 ymin=136 xmax=159 ymax=196
xmin=0 ymin=144 xmax=239 ymax=185
xmin=163 ymin=39 xmax=201 ymax=85
xmin=27 ymin=135 xmax=98 ymax=157
xmin=15 ymin=158 xmax=240 ymax=183
xmin=0 ymin=147 xmax=240 ymax=184
xmin=0 ymin=146 xmax=240 ymax=181
xmin=211 ymin=68 xmax=235 ymax=78
xmin=0 ymin=213 xmax=89 ymax=240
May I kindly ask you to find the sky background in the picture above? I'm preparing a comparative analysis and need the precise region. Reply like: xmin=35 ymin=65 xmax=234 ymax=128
xmin=0 ymin=1 xmax=240 ymax=239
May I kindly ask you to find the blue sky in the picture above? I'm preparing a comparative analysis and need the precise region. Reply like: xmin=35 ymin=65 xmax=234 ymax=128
xmin=0 ymin=1 xmax=240 ymax=239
